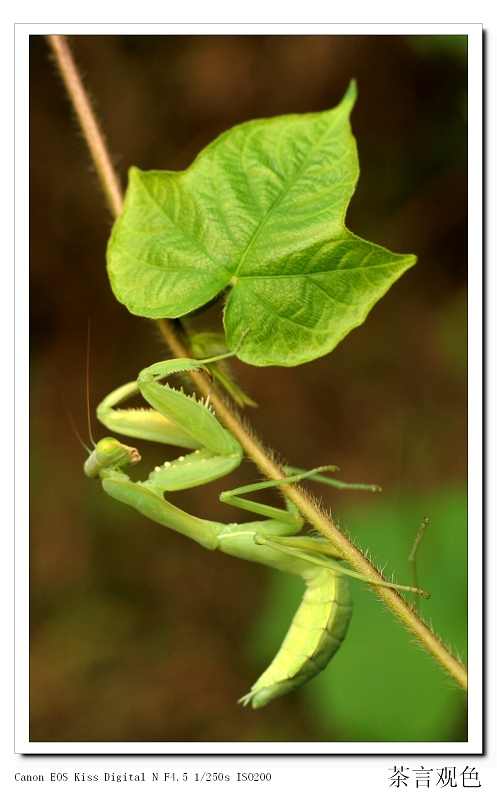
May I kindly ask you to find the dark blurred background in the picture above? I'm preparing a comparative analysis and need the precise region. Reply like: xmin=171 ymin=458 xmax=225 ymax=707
xmin=29 ymin=34 xmax=468 ymax=743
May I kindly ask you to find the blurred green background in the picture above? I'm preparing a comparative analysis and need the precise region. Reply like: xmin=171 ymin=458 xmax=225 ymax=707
xmin=29 ymin=34 xmax=467 ymax=742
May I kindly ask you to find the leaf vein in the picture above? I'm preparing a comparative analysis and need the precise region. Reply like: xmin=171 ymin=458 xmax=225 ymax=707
xmin=135 ymin=173 xmax=230 ymax=279
xmin=233 ymin=123 xmax=353 ymax=278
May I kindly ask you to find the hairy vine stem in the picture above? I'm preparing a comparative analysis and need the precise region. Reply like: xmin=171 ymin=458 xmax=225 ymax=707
xmin=47 ymin=34 xmax=468 ymax=692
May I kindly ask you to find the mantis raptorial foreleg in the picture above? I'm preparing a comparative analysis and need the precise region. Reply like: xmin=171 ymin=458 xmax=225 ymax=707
xmin=85 ymin=355 xmax=429 ymax=708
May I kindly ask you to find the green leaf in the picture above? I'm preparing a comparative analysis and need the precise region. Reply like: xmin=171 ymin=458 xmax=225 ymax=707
xmin=107 ymin=82 xmax=416 ymax=366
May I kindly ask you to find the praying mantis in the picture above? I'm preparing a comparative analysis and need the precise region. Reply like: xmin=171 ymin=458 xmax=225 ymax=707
xmin=84 ymin=349 xmax=429 ymax=709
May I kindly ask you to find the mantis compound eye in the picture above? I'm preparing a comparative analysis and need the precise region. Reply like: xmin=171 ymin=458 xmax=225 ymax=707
xmin=97 ymin=437 xmax=122 ymax=456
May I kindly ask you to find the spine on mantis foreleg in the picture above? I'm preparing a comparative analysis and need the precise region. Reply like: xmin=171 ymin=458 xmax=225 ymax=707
xmin=240 ymin=566 xmax=353 ymax=709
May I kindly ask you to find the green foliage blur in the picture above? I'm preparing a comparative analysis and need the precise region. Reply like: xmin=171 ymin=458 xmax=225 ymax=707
xmin=246 ymin=487 xmax=467 ymax=741
xmin=30 ymin=34 xmax=468 ymax=743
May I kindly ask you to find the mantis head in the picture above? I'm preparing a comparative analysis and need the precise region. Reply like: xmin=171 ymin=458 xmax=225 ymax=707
xmin=84 ymin=437 xmax=141 ymax=479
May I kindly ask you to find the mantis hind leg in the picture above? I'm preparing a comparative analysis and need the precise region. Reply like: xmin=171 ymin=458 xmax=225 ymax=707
xmin=255 ymin=533 xmax=431 ymax=598
xmin=219 ymin=463 xmax=382 ymax=527
xmin=218 ymin=465 xmax=339 ymax=528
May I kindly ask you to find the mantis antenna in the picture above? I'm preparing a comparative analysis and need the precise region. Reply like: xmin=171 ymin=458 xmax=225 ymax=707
xmin=86 ymin=319 xmax=97 ymax=449
xmin=65 ymin=319 xmax=96 ymax=455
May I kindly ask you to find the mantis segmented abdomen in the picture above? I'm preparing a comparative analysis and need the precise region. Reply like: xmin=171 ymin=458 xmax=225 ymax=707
xmin=239 ymin=567 xmax=353 ymax=708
